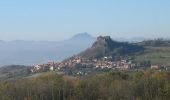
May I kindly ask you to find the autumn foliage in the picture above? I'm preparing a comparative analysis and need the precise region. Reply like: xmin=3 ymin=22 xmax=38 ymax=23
xmin=0 ymin=71 xmax=170 ymax=100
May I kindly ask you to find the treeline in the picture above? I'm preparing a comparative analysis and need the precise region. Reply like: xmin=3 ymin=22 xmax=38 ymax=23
xmin=0 ymin=71 xmax=170 ymax=100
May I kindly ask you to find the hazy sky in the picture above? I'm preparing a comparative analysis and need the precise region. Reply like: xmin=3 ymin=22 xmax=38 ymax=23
xmin=0 ymin=0 xmax=170 ymax=41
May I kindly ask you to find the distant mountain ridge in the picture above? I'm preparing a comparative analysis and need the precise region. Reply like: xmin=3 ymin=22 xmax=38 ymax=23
xmin=0 ymin=33 xmax=95 ymax=66
xmin=80 ymin=36 xmax=144 ymax=58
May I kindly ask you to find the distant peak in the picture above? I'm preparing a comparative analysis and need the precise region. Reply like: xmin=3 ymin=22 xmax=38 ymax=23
xmin=74 ymin=32 xmax=91 ymax=37
xmin=71 ymin=32 xmax=94 ymax=39
xmin=78 ymin=32 xmax=89 ymax=36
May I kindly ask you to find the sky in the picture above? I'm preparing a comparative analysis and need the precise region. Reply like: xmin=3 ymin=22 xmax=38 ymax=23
xmin=0 ymin=0 xmax=170 ymax=41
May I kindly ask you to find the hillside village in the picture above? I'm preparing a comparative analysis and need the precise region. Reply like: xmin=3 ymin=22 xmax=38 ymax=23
xmin=31 ymin=55 xmax=168 ymax=75
xmin=32 ymin=56 xmax=135 ymax=72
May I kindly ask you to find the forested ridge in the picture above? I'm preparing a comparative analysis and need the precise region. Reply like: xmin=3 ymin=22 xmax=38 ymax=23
xmin=0 ymin=71 xmax=170 ymax=100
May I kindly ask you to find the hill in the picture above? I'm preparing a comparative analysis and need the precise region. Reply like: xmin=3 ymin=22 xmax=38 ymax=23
xmin=0 ymin=65 xmax=32 ymax=80
xmin=79 ymin=36 xmax=144 ymax=58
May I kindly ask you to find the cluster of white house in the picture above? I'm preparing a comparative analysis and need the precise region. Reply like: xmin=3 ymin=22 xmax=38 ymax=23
xmin=31 ymin=62 xmax=56 ymax=72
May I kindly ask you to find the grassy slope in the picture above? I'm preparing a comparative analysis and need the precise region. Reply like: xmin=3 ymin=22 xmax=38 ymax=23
xmin=135 ymin=46 xmax=170 ymax=65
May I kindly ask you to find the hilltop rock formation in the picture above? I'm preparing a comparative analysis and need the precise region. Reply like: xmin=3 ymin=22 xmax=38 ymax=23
xmin=80 ymin=36 xmax=144 ymax=58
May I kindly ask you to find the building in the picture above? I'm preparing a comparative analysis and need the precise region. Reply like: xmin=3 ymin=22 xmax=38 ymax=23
xmin=151 ymin=64 xmax=162 ymax=69
xmin=34 ymin=65 xmax=41 ymax=70
xmin=49 ymin=66 xmax=54 ymax=71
